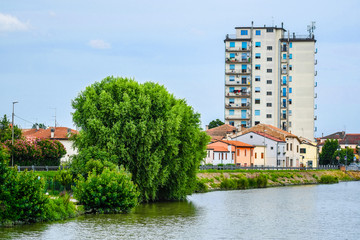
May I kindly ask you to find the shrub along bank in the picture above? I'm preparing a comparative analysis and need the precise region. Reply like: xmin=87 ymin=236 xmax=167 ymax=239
xmin=195 ymin=170 xmax=360 ymax=192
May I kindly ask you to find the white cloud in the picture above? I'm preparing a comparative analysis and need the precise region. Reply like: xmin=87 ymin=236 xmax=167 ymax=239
xmin=88 ymin=39 xmax=111 ymax=49
xmin=0 ymin=13 xmax=29 ymax=32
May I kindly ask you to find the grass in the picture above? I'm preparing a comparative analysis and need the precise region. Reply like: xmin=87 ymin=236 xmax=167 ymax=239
xmin=319 ymin=175 xmax=339 ymax=184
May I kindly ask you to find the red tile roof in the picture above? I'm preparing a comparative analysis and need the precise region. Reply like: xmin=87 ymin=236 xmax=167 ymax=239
xmin=22 ymin=127 xmax=78 ymax=140
xmin=252 ymin=131 xmax=285 ymax=142
xmin=220 ymin=140 xmax=254 ymax=148
xmin=206 ymin=124 xmax=237 ymax=138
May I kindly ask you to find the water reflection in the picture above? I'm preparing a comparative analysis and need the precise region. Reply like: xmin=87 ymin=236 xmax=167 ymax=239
xmin=1 ymin=182 xmax=360 ymax=240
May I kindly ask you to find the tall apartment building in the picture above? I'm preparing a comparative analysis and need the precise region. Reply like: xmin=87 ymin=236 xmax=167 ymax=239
xmin=224 ymin=22 xmax=317 ymax=140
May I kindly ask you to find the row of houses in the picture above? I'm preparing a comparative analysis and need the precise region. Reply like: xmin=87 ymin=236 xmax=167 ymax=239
xmin=204 ymin=123 xmax=318 ymax=167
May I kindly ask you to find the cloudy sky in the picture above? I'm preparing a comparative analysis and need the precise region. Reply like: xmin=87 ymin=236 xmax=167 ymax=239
xmin=1 ymin=0 xmax=359 ymax=137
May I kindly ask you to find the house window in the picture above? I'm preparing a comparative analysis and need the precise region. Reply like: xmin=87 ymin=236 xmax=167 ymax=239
xmin=267 ymin=57 xmax=272 ymax=61
xmin=255 ymin=110 xmax=260 ymax=116
xmin=266 ymin=28 xmax=274 ymax=32
xmin=229 ymin=75 xmax=235 ymax=81
xmin=241 ymin=76 xmax=247 ymax=84
xmin=267 ymin=69 xmax=272 ymax=73
xmin=250 ymin=135 xmax=253 ymax=138
xmin=241 ymin=30 xmax=248 ymax=35
xmin=230 ymin=64 xmax=235 ymax=70
xmin=267 ymin=46 xmax=272 ymax=50
xmin=245 ymin=149 xmax=247 ymax=156
xmin=229 ymin=109 xmax=235 ymax=115
xmin=256 ymin=30 xmax=261 ymax=35
xmin=290 ymin=143 xmax=293 ymax=151
xmin=282 ymin=88 xmax=286 ymax=97
xmin=242 ymin=42 xmax=247 ymax=49
xmin=289 ymin=76 xmax=292 ymax=82
xmin=241 ymin=64 xmax=247 ymax=72
xmin=297 ymin=145 xmax=299 ymax=153
xmin=289 ymin=54 xmax=293 ymax=59
xmin=267 ymin=80 xmax=272 ymax=84
xmin=255 ymin=64 xmax=261 ymax=70
xmin=229 ymin=53 xmax=235 ymax=58
xmin=255 ymin=98 xmax=260 ymax=104
xmin=290 ymin=42 xmax=293 ymax=48
xmin=255 ymin=76 xmax=260 ymax=82
xmin=230 ymin=42 xmax=235 ymax=48
xmin=287 ymin=143 xmax=289 ymax=151
xmin=289 ymin=65 xmax=293 ymax=70
xmin=300 ymin=148 xmax=306 ymax=153
xmin=229 ymin=87 xmax=234 ymax=92
xmin=283 ymin=76 xmax=287 ymax=85
xmin=289 ymin=110 xmax=292 ymax=116
xmin=229 ymin=121 xmax=234 ymax=126
xmin=261 ymin=153 xmax=264 ymax=159
xmin=255 ymin=53 xmax=261 ymax=59
xmin=266 ymin=103 xmax=272 ymax=107
xmin=229 ymin=98 xmax=235 ymax=104
xmin=283 ymin=53 xmax=287 ymax=59
xmin=271 ymin=147 xmax=274 ymax=150
xmin=255 ymin=87 xmax=260 ymax=93
xmin=289 ymin=99 xmax=292 ymax=104
xmin=255 ymin=152 xmax=257 ymax=159
xmin=266 ymin=114 xmax=272 ymax=118
xmin=266 ymin=91 xmax=272 ymax=96
xmin=237 ymin=149 xmax=240 ymax=156
xmin=255 ymin=42 xmax=261 ymax=47
xmin=255 ymin=121 xmax=260 ymax=125
xmin=289 ymin=87 xmax=292 ymax=93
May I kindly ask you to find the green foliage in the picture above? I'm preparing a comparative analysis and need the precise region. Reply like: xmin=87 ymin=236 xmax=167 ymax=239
xmin=319 ymin=175 xmax=339 ymax=184
xmin=73 ymin=167 xmax=139 ymax=213
xmin=333 ymin=148 xmax=355 ymax=165
xmin=55 ymin=168 xmax=73 ymax=191
xmin=71 ymin=77 xmax=209 ymax=202
xmin=194 ymin=179 xmax=209 ymax=193
xmin=208 ymin=119 xmax=224 ymax=129
xmin=256 ymin=174 xmax=268 ymax=188
xmin=4 ymin=138 xmax=66 ymax=166
xmin=319 ymin=139 xmax=339 ymax=165
xmin=0 ymin=169 xmax=49 ymax=223
xmin=44 ymin=194 xmax=78 ymax=221
xmin=32 ymin=123 xmax=47 ymax=129
xmin=219 ymin=175 xmax=267 ymax=190
xmin=0 ymin=114 xmax=22 ymax=142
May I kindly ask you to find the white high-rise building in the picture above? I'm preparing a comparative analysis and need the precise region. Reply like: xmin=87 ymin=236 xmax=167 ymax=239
xmin=224 ymin=22 xmax=317 ymax=140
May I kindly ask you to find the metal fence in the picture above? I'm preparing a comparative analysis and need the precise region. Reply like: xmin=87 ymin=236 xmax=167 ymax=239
xmin=199 ymin=165 xmax=340 ymax=171
xmin=16 ymin=165 xmax=68 ymax=172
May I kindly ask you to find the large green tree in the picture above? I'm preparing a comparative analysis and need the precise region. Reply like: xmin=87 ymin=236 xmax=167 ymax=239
xmin=208 ymin=119 xmax=224 ymax=129
xmin=333 ymin=148 xmax=355 ymax=165
xmin=319 ymin=139 xmax=339 ymax=165
xmin=0 ymin=114 xmax=22 ymax=142
xmin=71 ymin=77 xmax=209 ymax=202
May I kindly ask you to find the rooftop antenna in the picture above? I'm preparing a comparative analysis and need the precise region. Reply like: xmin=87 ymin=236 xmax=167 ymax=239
xmin=307 ymin=21 xmax=316 ymax=38
xmin=271 ymin=16 xmax=274 ymax=27
xmin=50 ymin=107 xmax=57 ymax=128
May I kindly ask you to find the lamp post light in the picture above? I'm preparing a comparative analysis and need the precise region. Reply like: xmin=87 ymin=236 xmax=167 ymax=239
xmin=11 ymin=101 xmax=18 ymax=167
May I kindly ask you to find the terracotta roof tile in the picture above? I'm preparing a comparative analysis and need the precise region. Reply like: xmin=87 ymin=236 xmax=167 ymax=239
xmin=206 ymin=124 xmax=237 ymax=138
xmin=23 ymin=127 xmax=78 ymax=140
xmin=220 ymin=140 xmax=254 ymax=148
xmin=252 ymin=131 xmax=285 ymax=142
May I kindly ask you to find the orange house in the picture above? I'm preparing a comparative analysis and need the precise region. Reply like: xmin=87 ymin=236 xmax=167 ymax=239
xmin=221 ymin=140 xmax=254 ymax=166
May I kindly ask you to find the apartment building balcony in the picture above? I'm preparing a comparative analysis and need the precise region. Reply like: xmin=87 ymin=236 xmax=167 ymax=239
xmin=281 ymin=58 xmax=287 ymax=63
xmin=226 ymin=91 xmax=251 ymax=98
xmin=281 ymin=114 xmax=287 ymax=120
xmin=281 ymin=46 xmax=287 ymax=52
xmin=281 ymin=103 xmax=287 ymax=108
xmin=225 ymin=58 xmax=251 ymax=63
xmin=225 ymin=115 xmax=251 ymax=121
xmin=225 ymin=69 xmax=251 ymax=75
xmin=225 ymin=103 xmax=251 ymax=109
xmin=281 ymin=81 xmax=287 ymax=86
xmin=225 ymin=81 xmax=250 ymax=86
xmin=314 ymin=116 xmax=317 ymax=120
xmin=281 ymin=69 xmax=287 ymax=74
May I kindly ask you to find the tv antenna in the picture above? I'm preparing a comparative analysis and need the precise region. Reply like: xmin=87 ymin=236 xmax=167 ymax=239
xmin=307 ymin=21 xmax=316 ymax=38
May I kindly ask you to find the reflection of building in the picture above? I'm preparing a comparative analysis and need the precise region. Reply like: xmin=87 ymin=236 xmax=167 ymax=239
xmin=299 ymin=137 xmax=318 ymax=167
xmin=224 ymin=23 xmax=317 ymax=141
xmin=22 ymin=127 xmax=78 ymax=162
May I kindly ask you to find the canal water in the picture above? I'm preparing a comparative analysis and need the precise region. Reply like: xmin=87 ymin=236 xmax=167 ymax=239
xmin=1 ymin=181 xmax=360 ymax=239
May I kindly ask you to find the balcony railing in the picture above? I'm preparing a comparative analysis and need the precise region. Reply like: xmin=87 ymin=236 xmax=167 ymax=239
xmin=281 ymin=46 xmax=287 ymax=52
xmin=225 ymin=69 xmax=251 ymax=75
xmin=226 ymin=92 xmax=251 ymax=97
xmin=225 ymin=115 xmax=251 ymax=120
xmin=225 ymin=58 xmax=250 ymax=63
xmin=225 ymin=103 xmax=251 ymax=109
xmin=281 ymin=69 xmax=287 ymax=74
xmin=281 ymin=114 xmax=287 ymax=120
xmin=225 ymin=46 xmax=251 ymax=52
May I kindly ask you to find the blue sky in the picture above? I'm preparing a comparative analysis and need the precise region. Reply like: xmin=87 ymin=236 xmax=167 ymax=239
xmin=1 ymin=0 xmax=360 ymax=137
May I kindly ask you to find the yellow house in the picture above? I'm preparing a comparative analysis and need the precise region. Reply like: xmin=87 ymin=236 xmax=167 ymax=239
xmin=299 ymin=137 xmax=318 ymax=167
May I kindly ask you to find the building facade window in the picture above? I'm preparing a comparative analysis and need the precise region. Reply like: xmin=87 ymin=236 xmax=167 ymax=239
xmin=255 ymin=87 xmax=260 ymax=93
xmin=266 ymin=91 xmax=272 ymax=96
xmin=229 ymin=53 xmax=235 ymax=58
xmin=289 ymin=76 xmax=292 ymax=82
xmin=241 ymin=30 xmax=248 ymax=35
xmin=266 ymin=28 xmax=274 ymax=32
xmin=255 ymin=98 xmax=260 ymax=104
xmin=300 ymin=148 xmax=306 ymax=153
xmin=255 ymin=76 xmax=260 ymax=81
xmin=241 ymin=76 xmax=247 ymax=84
xmin=255 ymin=42 xmax=261 ymax=47
xmin=289 ymin=99 xmax=292 ymax=104
xmin=289 ymin=87 xmax=292 ymax=93
xmin=256 ymin=30 xmax=261 ymax=35
xmin=255 ymin=53 xmax=261 ymax=59
xmin=283 ymin=53 xmax=287 ymax=59
xmin=229 ymin=109 xmax=235 ymax=115
xmin=230 ymin=42 xmax=235 ymax=47
xmin=229 ymin=98 xmax=235 ymax=104
xmin=267 ymin=69 xmax=272 ymax=73
xmin=283 ymin=76 xmax=287 ymax=84
xmin=266 ymin=114 xmax=272 ymax=118
xmin=289 ymin=54 xmax=293 ymax=59
xmin=229 ymin=75 xmax=235 ymax=81
xmin=289 ymin=65 xmax=293 ymax=70
xmin=267 ymin=46 xmax=272 ymax=50
xmin=255 ymin=110 xmax=260 ymax=116
xmin=242 ymin=42 xmax=247 ymax=49
xmin=290 ymin=42 xmax=293 ymax=48
xmin=255 ymin=64 xmax=261 ymax=70
xmin=267 ymin=57 xmax=272 ymax=61
xmin=255 ymin=121 xmax=260 ymax=125
xmin=266 ymin=103 xmax=272 ymax=107
xmin=230 ymin=64 xmax=235 ymax=70
xmin=267 ymin=80 xmax=272 ymax=84
xmin=282 ymin=88 xmax=286 ymax=97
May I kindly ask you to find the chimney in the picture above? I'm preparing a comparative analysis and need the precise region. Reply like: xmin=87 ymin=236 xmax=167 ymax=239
xmin=67 ymin=128 xmax=71 ymax=137
xmin=281 ymin=22 xmax=283 ymax=28
xmin=51 ymin=128 xmax=55 ymax=138
xmin=205 ymin=125 xmax=209 ymax=130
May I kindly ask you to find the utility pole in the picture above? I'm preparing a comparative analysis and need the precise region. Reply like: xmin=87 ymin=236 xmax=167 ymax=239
xmin=12 ymin=101 xmax=18 ymax=167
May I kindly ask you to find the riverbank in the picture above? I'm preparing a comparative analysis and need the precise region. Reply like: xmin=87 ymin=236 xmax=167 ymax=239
xmin=196 ymin=170 xmax=360 ymax=191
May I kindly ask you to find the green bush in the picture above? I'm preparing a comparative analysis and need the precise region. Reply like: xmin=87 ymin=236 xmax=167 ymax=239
xmin=194 ymin=179 xmax=208 ymax=193
xmin=319 ymin=175 xmax=339 ymax=184
xmin=0 ymin=169 xmax=49 ymax=224
xmin=45 ymin=194 xmax=78 ymax=221
xmin=256 ymin=174 xmax=268 ymax=188
xmin=236 ymin=177 xmax=249 ymax=189
xmin=220 ymin=178 xmax=237 ymax=189
xmin=55 ymin=168 xmax=73 ymax=191
xmin=74 ymin=167 xmax=139 ymax=213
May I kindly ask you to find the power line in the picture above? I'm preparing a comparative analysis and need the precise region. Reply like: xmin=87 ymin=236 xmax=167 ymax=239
xmin=14 ymin=114 xmax=35 ymax=125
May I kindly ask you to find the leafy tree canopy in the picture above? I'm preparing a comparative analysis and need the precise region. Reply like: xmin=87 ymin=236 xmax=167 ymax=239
xmin=208 ymin=119 xmax=224 ymax=129
xmin=71 ymin=77 xmax=209 ymax=202
xmin=32 ymin=123 xmax=47 ymax=129
xmin=319 ymin=139 xmax=339 ymax=165
xmin=0 ymin=114 xmax=22 ymax=142
xmin=333 ymin=148 xmax=355 ymax=165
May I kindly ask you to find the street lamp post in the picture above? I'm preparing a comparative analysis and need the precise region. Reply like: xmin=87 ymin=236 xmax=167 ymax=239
xmin=11 ymin=101 xmax=18 ymax=167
